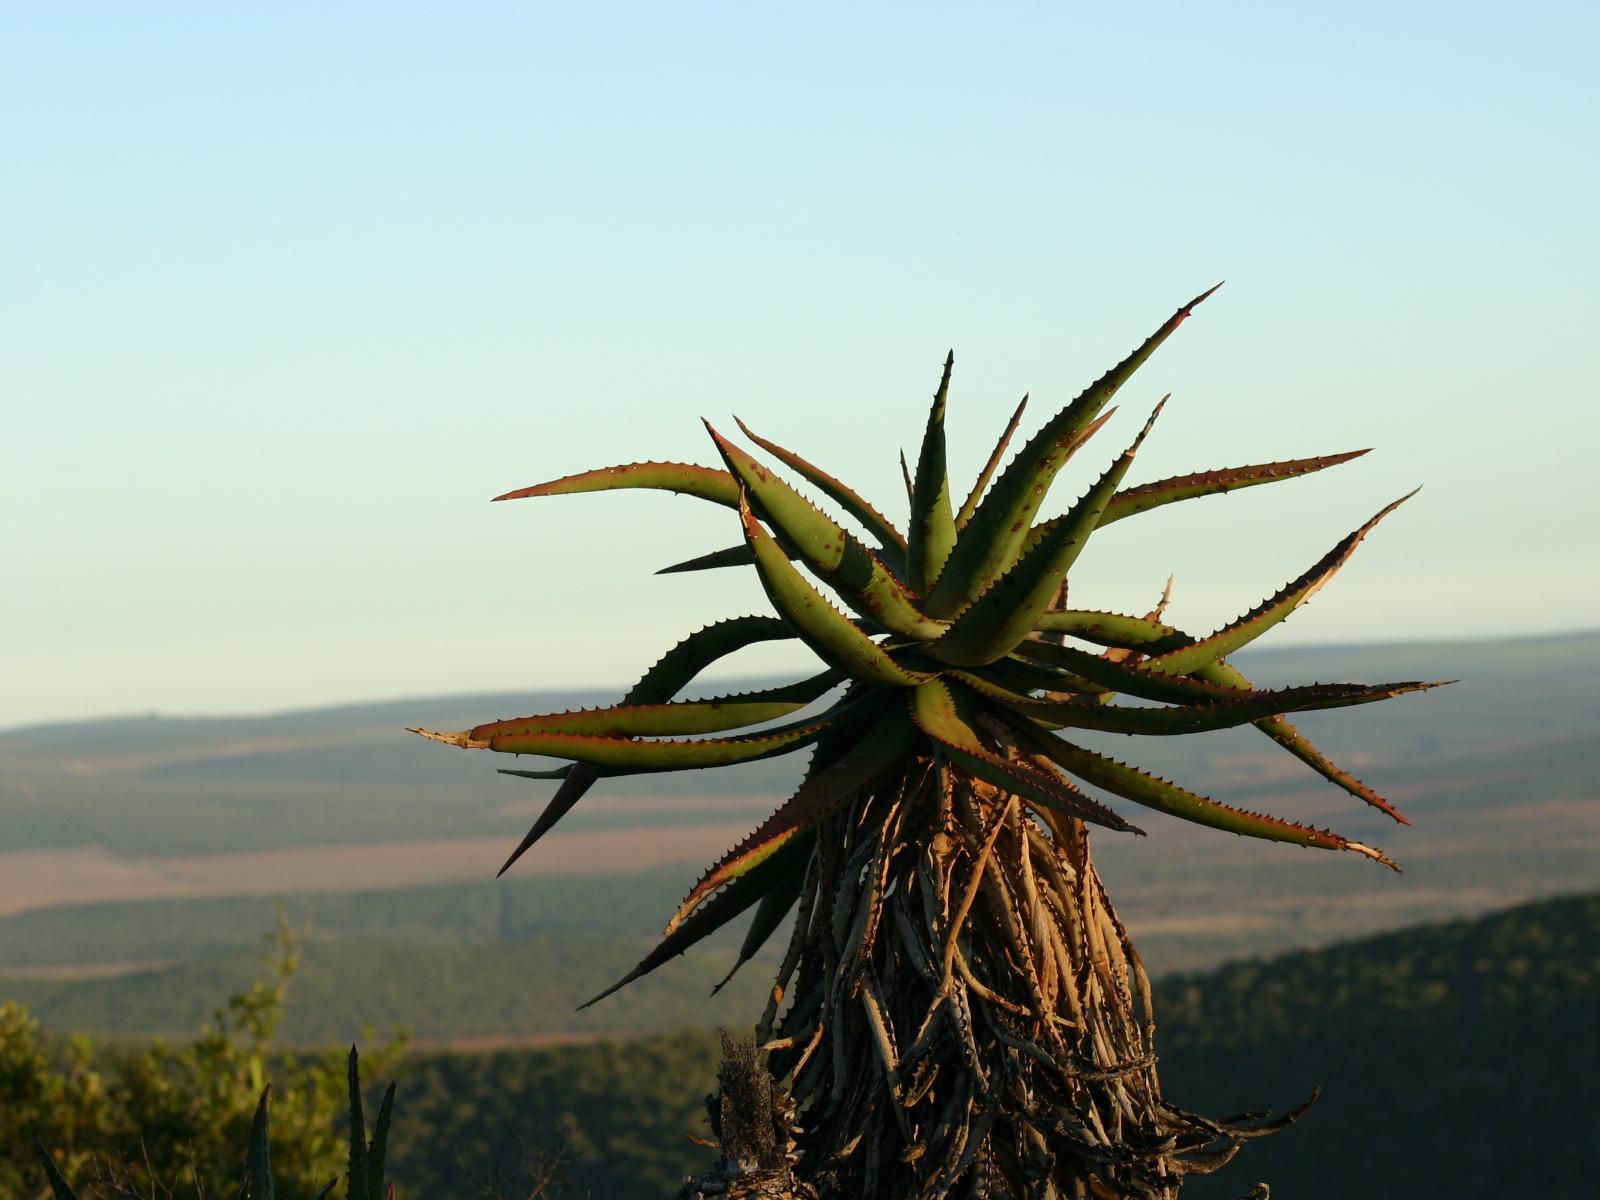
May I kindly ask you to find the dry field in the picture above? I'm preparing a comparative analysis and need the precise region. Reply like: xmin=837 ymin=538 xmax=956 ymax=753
xmin=0 ymin=821 xmax=752 ymax=918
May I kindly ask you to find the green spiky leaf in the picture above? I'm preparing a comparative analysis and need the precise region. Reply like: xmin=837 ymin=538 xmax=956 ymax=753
xmin=494 ymin=461 xmax=737 ymax=506
xmin=954 ymin=393 xmax=1028 ymax=529
xmin=491 ymin=616 xmax=796 ymax=875
xmin=988 ymin=679 xmax=1443 ymax=735
xmin=932 ymin=402 xmax=1163 ymax=666
xmin=1033 ymin=608 xmax=1423 ymax=823
xmin=1099 ymin=449 xmax=1371 ymax=526
xmin=926 ymin=286 xmax=1218 ymax=616
xmin=656 ymin=543 xmax=755 ymax=574
xmin=1141 ymin=490 xmax=1417 ymax=676
xmin=346 ymin=1051 xmax=368 ymax=1200
xmin=669 ymin=705 xmax=916 ymax=926
xmin=367 ymin=1080 xmax=395 ymax=1200
xmin=708 ymin=424 xmax=944 ymax=639
xmin=1020 ymin=730 xmax=1396 ymax=869
xmin=715 ymin=856 xmax=809 ymax=994
xmin=1202 ymin=658 xmax=1419 ymax=824
xmin=411 ymin=706 xmax=855 ymax=770
xmin=734 ymin=416 xmax=908 ymax=569
xmin=736 ymin=491 xmax=937 ymax=687
xmin=241 ymin=1086 xmax=274 ymax=1200
xmin=908 ymin=352 xmax=958 ymax=593
xmin=578 ymin=831 xmax=817 ymax=1009
xmin=1017 ymin=638 xmax=1249 ymax=705
xmin=469 ymin=670 xmax=841 ymax=741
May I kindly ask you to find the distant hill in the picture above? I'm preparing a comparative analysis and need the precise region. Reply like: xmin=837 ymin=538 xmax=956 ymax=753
xmin=4 ymin=629 xmax=1594 ymax=852
xmin=365 ymin=890 xmax=1594 ymax=1200
xmin=1156 ymin=890 xmax=1600 ymax=1199
xmin=1 ymin=631 xmax=1596 ymax=988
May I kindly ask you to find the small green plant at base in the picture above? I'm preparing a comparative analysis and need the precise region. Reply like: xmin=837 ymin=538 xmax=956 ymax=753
xmin=36 ymin=1046 xmax=395 ymax=1200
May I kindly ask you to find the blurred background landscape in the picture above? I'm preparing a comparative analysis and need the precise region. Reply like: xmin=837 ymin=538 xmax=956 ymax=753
xmin=3 ymin=630 xmax=1596 ymax=1196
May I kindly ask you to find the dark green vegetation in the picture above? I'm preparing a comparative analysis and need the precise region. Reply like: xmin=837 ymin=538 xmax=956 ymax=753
xmin=4 ymin=882 xmax=1594 ymax=1196
xmin=378 ymin=892 xmax=1598 ymax=1200
xmin=2 ymin=933 xmax=772 ymax=1044
xmin=1158 ymin=891 xmax=1600 ymax=1200
xmin=6 ymin=926 xmax=404 ymax=1200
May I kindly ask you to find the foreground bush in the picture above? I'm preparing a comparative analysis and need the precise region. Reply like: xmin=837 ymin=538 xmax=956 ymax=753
xmin=2 ymin=922 xmax=401 ymax=1199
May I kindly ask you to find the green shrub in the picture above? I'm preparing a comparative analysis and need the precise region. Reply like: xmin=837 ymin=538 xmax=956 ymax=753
xmin=3 ymin=919 xmax=402 ymax=1199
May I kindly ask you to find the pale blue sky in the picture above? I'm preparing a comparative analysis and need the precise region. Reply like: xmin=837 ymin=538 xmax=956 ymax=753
xmin=4 ymin=3 xmax=1596 ymax=728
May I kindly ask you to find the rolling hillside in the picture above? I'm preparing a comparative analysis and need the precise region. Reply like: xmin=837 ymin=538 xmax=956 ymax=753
xmin=2 ymin=631 xmax=1595 ymax=989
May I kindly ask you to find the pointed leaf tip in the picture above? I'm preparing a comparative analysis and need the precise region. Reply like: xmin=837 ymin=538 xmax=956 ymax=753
xmin=1132 ymin=395 xmax=1169 ymax=447
xmin=728 ymin=416 xmax=909 ymax=562
xmin=407 ymin=727 xmax=489 ymax=749
xmin=1347 ymin=841 xmax=1401 ymax=872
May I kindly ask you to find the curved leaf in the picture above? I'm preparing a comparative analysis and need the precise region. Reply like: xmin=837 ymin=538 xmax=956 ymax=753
xmin=708 ymin=424 xmax=945 ymax=639
xmin=1029 ymin=609 xmax=1422 ymax=823
xmin=931 ymin=401 xmax=1164 ymax=666
xmin=669 ymin=704 xmax=917 ymax=929
xmin=714 ymin=854 xmax=810 ymax=994
xmin=1017 ymin=638 xmax=1249 ymax=704
xmin=493 ymin=461 xmax=737 ymax=506
xmin=412 ymin=707 xmax=850 ymax=769
xmin=1252 ymin=712 xmax=1412 ymax=823
xmin=1142 ymin=490 xmax=1418 ymax=676
xmin=365 ymin=1078 xmax=395 ymax=1200
xmin=983 ymin=654 xmax=1111 ymax=697
xmin=469 ymin=669 xmax=842 ymax=741
xmin=927 ymin=285 xmax=1219 ymax=616
xmin=1024 ymin=733 xmax=1397 ymax=869
xmin=737 ymin=491 xmax=938 ymax=687
xmin=1100 ymin=449 xmax=1371 ymax=526
xmin=734 ymin=417 xmax=908 ymax=568
xmin=481 ymin=615 xmax=798 ymax=876
xmin=1202 ymin=658 xmax=1421 ymax=825
xmin=578 ymin=831 xmax=817 ymax=1010
xmin=989 ymin=679 xmax=1444 ymax=735
xmin=1033 ymin=608 xmax=1194 ymax=654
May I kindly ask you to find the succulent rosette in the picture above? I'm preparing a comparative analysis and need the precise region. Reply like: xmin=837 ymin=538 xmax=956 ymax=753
xmin=414 ymin=287 xmax=1438 ymax=1196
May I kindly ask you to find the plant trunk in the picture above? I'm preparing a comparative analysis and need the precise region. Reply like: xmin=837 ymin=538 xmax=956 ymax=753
xmin=685 ymin=764 xmax=1301 ymax=1199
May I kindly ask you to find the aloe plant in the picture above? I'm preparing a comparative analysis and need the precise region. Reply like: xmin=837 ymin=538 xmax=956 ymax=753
xmin=415 ymin=286 xmax=1439 ymax=1198
xmin=36 ymin=1048 xmax=395 ymax=1200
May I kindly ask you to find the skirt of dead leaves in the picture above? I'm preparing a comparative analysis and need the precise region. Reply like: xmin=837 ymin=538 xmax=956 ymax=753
xmin=683 ymin=764 xmax=1307 ymax=1200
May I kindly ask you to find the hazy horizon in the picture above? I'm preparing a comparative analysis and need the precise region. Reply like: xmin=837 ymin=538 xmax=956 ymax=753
xmin=6 ymin=5 xmax=1597 ymax=729
xmin=4 ymin=625 xmax=1594 ymax=737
